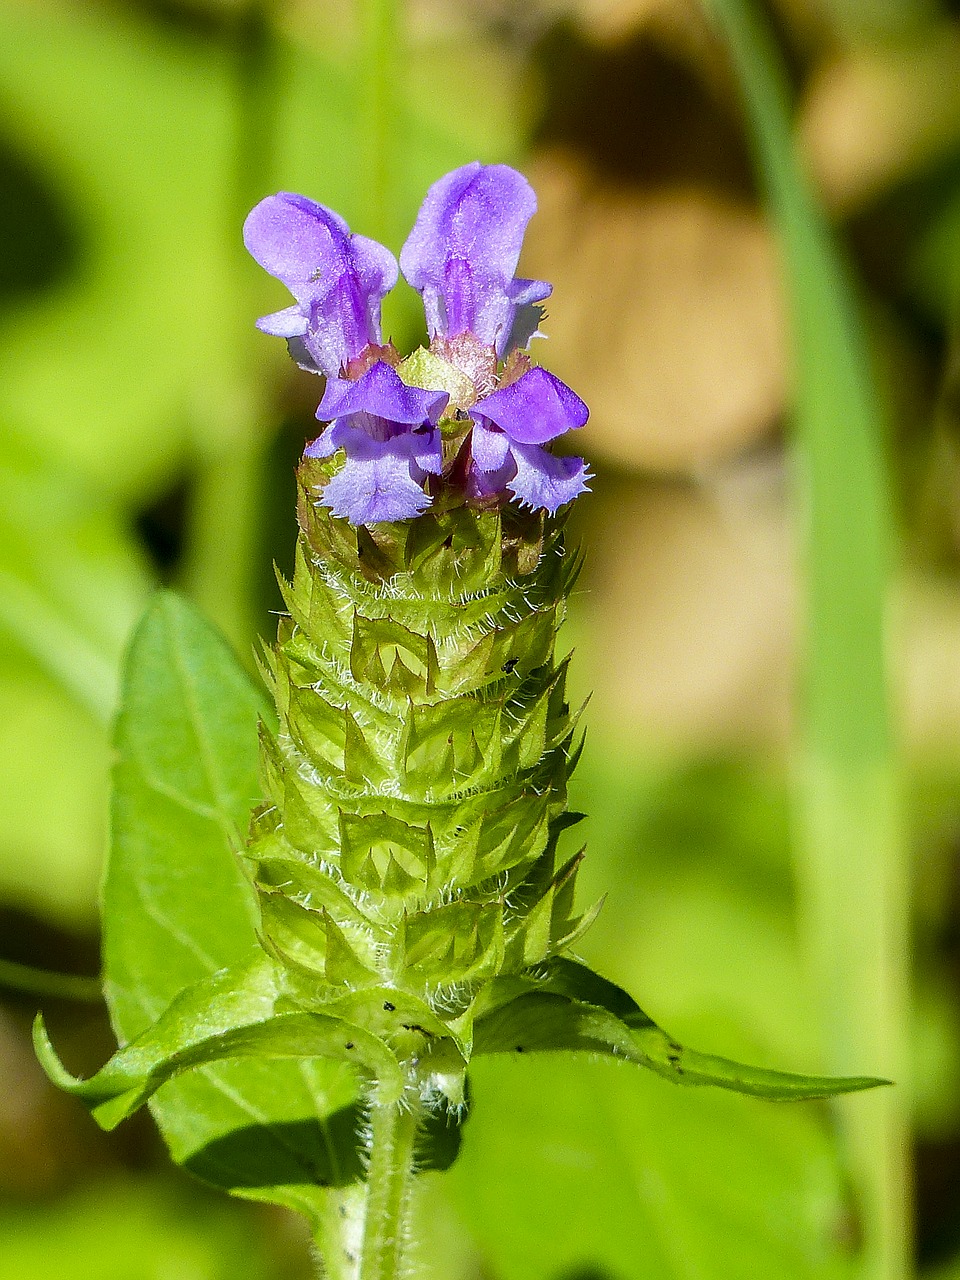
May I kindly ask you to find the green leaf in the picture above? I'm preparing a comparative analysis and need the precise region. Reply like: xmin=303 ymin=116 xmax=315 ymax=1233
xmin=35 ymin=954 xmax=405 ymax=1129
xmin=0 ymin=1178 xmax=273 ymax=1280
xmin=0 ymin=439 xmax=149 ymax=925
xmin=473 ymin=960 xmax=887 ymax=1101
xmin=0 ymin=439 xmax=149 ymax=723
xmin=101 ymin=592 xmax=365 ymax=1219
xmin=450 ymin=1054 xmax=858 ymax=1280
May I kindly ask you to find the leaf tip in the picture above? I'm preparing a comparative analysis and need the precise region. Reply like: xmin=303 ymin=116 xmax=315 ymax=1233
xmin=32 ymin=1013 xmax=82 ymax=1092
xmin=824 ymin=1074 xmax=893 ymax=1097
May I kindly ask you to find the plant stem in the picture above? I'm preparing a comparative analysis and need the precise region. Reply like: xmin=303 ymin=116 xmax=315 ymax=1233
xmin=314 ymin=1185 xmax=366 ymax=1280
xmin=357 ymin=1095 xmax=422 ymax=1280
xmin=0 ymin=958 xmax=102 ymax=1003
xmin=311 ymin=1096 xmax=422 ymax=1280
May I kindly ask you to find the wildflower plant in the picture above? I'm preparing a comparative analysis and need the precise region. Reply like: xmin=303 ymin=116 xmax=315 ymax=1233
xmin=36 ymin=163 xmax=883 ymax=1280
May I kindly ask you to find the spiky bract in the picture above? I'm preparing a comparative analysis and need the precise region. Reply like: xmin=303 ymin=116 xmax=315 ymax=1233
xmin=246 ymin=457 xmax=590 ymax=1071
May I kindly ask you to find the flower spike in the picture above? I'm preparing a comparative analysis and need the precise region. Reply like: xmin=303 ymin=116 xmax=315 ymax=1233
xmin=400 ymin=162 xmax=551 ymax=358
xmin=243 ymin=192 xmax=398 ymax=377
xmin=32 ymin=156 xmax=887 ymax=1280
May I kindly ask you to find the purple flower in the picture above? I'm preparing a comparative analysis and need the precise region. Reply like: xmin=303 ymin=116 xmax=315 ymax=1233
xmin=244 ymin=166 xmax=591 ymax=524
xmin=468 ymin=366 xmax=591 ymax=514
xmin=305 ymin=361 xmax=448 ymax=525
xmin=243 ymin=193 xmax=397 ymax=377
xmin=399 ymin=162 xmax=551 ymax=359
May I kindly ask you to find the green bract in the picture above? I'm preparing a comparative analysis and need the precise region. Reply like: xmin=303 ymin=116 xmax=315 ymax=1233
xmin=252 ymin=459 xmax=588 ymax=1035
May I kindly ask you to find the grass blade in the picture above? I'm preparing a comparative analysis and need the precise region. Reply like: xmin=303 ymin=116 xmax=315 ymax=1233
xmin=703 ymin=2 xmax=910 ymax=1277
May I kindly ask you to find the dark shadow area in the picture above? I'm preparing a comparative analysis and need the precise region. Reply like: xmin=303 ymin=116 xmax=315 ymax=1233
xmin=916 ymin=1134 xmax=960 ymax=1268
xmin=0 ymin=129 xmax=81 ymax=305
xmin=416 ymin=1095 xmax=466 ymax=1173
xmin=553 ymin=1268 xmax=616 ymax=1280
xmin=184 ymin=1096 xmax=465 ymax=1193
xmin=848 ymin=149 xmax=960 ymax=340
xmin=915 ymin=836 xmax=960 ymax=1267
xmin=0 ymin=905 xmax=99 ymax=986
xmin=531 ymin=20 xmax=755 ymax=195
xmin=184 ymin=1107 xmax=366 ymax=1192
xmin=121 ymin=0 xmax=232 ymax=42
xmin=134 ymin=471 xmax=193 ymax=581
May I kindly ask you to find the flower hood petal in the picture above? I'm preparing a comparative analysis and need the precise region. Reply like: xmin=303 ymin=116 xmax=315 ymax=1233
xmin=316 ymin=361 xmax=448 ymax=426
xmin=244 ymin=192 xmax=398 ymax=376
xmin=469 ymin=367 xmax=588 ymax=445
xmin=399 ymin=163 xmax=551 ymax=357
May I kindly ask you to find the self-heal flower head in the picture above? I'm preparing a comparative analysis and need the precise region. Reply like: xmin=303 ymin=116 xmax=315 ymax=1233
xmin=305 ymin=360 xmax=448 ymax=526
xmin=245 ymin=165 xmax=589 ymax=524
xmin=243 ymin=193 xmax=397 ymax=377
xmin=399 ymin=162 xmax=552 ymax=358
xmin=468 ymin=366 xmax=591 ymax=515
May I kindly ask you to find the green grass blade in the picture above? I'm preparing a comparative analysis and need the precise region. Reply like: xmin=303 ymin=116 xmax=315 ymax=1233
xmin=703 ymin=2 xmax=910 ymax=1277
xmin=0 ymin=959 xmax=102 ymax=1003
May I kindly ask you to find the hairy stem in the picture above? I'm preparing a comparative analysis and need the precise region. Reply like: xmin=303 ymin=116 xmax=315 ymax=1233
xmin=358 ymin=1094 xmax=422 ymax=1280
xmin=314 ymin=1185 xmax=366 ymax=1280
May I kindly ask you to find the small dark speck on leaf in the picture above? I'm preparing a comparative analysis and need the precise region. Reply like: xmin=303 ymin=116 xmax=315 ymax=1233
xmin=345 ymin=1042 xmax=355 ymax=1050
xmin=503 ymin=658 xmax=518 ymax=674
xmin=516 ymin=1045 xmax=525 ymax=1053
xmin=383 ymin=1001 xmax=396 ymax=1012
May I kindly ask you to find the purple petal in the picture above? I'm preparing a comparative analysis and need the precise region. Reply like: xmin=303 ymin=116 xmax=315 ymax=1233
xmin=470 ymin=421 xmax=511 ymax=472
xmin=504 ymin=277 xmax=551 ymax=353
xmin=244 ymin=192 xmax=398 ymax=375
xmin=244 ymin=192 xmax=349 ymax=286
xmin=318 ymin=431 xmax=433 ymax=525
xmin=316 ymin=361 xmax=448 ymax=426
xmin=469 ymin=366 xmax=589 ymax=445
xmin=304 ymin=418 xmax=353 ymax=459
xmin=469 ymin=458 xmax=516 ymax=500
xmin=402 ymin=427 xmax=443 ymax=478
xmin=399 ymin=163 xmax=552 ymax=356
xmin=509 ymin=278 xmax=552 ymax=308
xmin=506 ymin=443 xmax=591 ymax=514
xmin=256 ymin=305 xmax=310 ymax=338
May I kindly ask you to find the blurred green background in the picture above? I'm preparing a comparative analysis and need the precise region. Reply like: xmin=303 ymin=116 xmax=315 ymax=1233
xmin=2 ymin=0 xmax=960 ymax=1276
